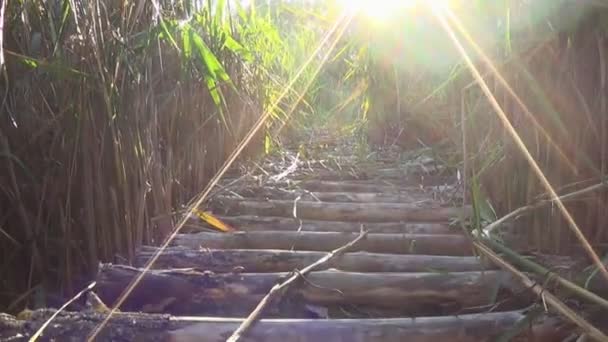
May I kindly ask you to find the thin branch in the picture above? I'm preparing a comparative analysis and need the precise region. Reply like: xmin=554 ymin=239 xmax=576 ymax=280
xmin=29 ymin=282 xmax=97 ymax=342
xmin=226 ymin=229 xmax=369 ymax=342
xmin=483 ymin=180 xmax=608 ymax=236
xmin=474 ymin=241 xmax=608 ymax=342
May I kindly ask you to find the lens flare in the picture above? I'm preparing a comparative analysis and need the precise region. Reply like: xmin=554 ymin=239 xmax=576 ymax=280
xmin=339 ymin=0 xmax=449 ymax=20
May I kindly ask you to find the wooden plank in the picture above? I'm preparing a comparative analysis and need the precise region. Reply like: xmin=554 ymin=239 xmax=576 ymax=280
xmin=135 ymin=247 xmax=494 ymax=272
xmin=228 ymin=188 xmax=435 ymax=203
xmin=210 ymin=198 xmax=470 ymax=222
xmin=211 ymin=215 xmax=461 ymax=234
xmin=173 ymin=231 xmax=473 ymax=255
xmin=95 ymin=265 xmax=519 ymax=316
xmin=297 ymin=179 xmax=453 ymax=193
xmin=0 ymin=309 xmax=569 ymax=342
xmin=168 ymin=310 xmax=566 ymax=342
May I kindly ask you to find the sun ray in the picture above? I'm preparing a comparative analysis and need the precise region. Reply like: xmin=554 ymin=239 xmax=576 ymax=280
xmin=442 ymin=8 xmax=580 ymax=177
xmin=430 ymin=5 xmax=608 ymax=284
xmin=337 ymin=0 xmax=455 ymax=22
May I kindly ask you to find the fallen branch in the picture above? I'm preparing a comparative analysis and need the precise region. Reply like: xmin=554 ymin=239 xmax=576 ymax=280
xmin=474 ymin=241 xmax=608 ymax=342
xmin=226 ymin=229 xmax=368 ymax=342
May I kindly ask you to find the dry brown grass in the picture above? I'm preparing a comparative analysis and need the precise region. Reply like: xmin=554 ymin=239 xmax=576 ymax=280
xmin=0 ymin=0 xmax=263 ymax=312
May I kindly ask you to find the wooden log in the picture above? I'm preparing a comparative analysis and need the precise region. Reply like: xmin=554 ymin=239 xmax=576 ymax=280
xmin=231 ymin=188 xmax=434 ymax=203
xmin=296 ymin=163 xmax=448 ymax=179
xmin=136 ymin=247 xmax=493 ymax=272
xmin=173 ymin=231 xmax=473 ymax=255
xmin=221 ymin=165 xmax=449 ymax=183
xmin=0 ymin=309 xmax=570 ymax=342
xmin=210 ymin=198 xmax=470 ymax=222
xmin=226 ymin=230 xmax=368 ymax=341
xmin=95 ymin=265 xmax=518 ymax=316
xmin=213 ymin=215 xmax=461 ymax=234
xmin=298 ymin=179 xmax=454 ymax=192
xmin=168 ymin=310 xmax=566 ymax=342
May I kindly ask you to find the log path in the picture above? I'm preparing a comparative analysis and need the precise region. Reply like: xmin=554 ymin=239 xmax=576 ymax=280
xmin=1 ymin=141 xmax=571 ymax=341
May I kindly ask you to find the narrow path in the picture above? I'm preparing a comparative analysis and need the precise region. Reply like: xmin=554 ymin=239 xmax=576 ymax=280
xmin=1 ymin=139 xmax=570 ymax=341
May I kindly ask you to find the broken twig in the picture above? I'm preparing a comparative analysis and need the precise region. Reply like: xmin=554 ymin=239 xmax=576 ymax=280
xmin=226 ymin=229 xmax=369 ymax=342
xmin=483 ymin=180 xmax=608 ymax=236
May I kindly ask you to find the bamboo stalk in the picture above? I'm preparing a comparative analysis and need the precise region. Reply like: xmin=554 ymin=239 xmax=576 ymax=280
xmin=474 ymin=241 xmax=608 ymax=341
xmin=483 ymin=238 xmax=608 ymax=311
xmin=434 ymin=5 xmax=608 ymax=284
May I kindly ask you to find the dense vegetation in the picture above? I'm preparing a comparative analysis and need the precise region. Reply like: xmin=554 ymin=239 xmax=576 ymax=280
xmin=1 ymin=0 xmax=608 ymax=317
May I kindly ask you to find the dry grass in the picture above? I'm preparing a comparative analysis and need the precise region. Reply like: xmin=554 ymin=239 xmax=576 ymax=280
xmin=359 ymin=3 xmax=608 ymax=257
xmin=0 ymin=0 xmax=263 ymax=311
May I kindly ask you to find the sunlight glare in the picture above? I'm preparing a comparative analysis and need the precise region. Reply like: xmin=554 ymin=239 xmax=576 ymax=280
xmin=340 ymin=0 xmax=448 ymax=19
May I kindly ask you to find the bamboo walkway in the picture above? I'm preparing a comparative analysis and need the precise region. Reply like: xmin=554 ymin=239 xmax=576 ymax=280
xmin=0 ymin=139 xmax=571 ymax=341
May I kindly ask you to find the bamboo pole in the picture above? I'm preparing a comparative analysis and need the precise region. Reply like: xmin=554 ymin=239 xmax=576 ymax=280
xmin=474 ymin=241 xmax=608 ymax=341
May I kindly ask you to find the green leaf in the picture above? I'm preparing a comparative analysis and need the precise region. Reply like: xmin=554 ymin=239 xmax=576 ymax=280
xmin=223 ymin=35 xmax=253 ymax=62
xmin=182 ymin=26 xmax=192 ymax=59
xmin=21 ymin=58 xmax=39 ymax=68
xmin=205 ymin=75 xmax=222 ymax=108
xmin=159 ymin=19 xmax=180 ymax=51
xmin=471 ymin=177 xmax=483 ymax=233
xmin=191 ymin=31 xmax=231 ymax=83
xmin=214 ymin=0 xmax=227 ymax=26
xmin=17 ymin=55 xmax=88 ymax=79
xmin=264 ymin=133 xmax=272 ymax=155
xmin=189 ymin=29 xmax=226 ymax=113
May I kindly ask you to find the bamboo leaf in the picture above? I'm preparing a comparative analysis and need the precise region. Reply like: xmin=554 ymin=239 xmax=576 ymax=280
xmin=182 ymin=26 xmax=192 ymax=59
xmin=223 ymin=35 xmax=253 ymax=62
xmin=159 ymin=19 xmax=180 ymax=51
xmin=193 ymin=209 xmax=235 ymax=232
xmin=214 ymin=0 xmax=227 ymax=26
xmin=13 ymin=53 xmax=87 ymax=79
xmin=191 ymin=31 xmax=231 ymax=82
xmin=264 ymin=132 xmax=272 ymax=155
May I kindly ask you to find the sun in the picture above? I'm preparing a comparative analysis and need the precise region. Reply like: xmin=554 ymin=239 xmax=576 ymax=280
xmin=357 ymin=0 xmax=416 ymax=19
xmin=339 ymin=0 xmax=449 ymax=20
